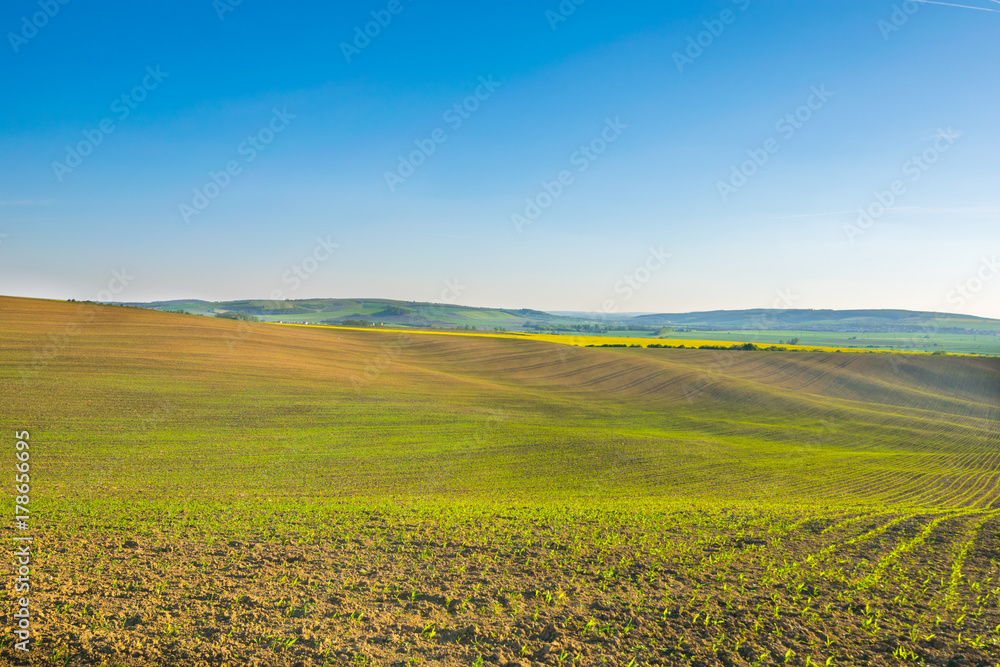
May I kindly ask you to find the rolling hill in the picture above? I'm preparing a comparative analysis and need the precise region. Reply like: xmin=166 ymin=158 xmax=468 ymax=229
xmin=3 ymin=295 xmax=997 ymax=509
xmin=4 ymin=295 xmax=1000 ymax=666
xmin=119 ymin=299 xmax=1000 ymax=352
xmin=628 ymin=308 xmax=1000 ymax=333
xmin=119 ymin=297 xmax=588 ymax=330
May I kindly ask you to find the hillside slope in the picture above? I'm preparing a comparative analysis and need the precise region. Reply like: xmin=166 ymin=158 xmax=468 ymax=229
xmin=2 ymin=296 xmax=997 ymax=509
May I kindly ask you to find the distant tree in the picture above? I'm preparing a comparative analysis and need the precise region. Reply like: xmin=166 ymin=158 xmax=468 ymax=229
xmin=216 ymin=312 xmax=258 ymax=322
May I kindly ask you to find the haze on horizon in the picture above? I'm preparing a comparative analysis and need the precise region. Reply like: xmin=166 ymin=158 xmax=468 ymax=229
xmin=0 ymin=1 xmax=997 ymax=318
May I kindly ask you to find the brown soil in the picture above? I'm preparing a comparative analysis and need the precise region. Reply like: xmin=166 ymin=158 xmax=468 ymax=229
xmin=2 ymin=508 xmax=998 ymax=666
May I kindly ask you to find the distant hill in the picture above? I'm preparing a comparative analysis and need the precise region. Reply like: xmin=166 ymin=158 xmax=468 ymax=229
xmin=120 ymin=298 xmax=590 ymax=331
xmin=116 ymin=299 xmax=1000 ymax=336
xmin=628 ymin=309 xmax=1000 ymax=334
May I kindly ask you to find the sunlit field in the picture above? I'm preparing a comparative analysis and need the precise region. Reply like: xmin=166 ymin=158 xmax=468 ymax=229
xmin=2 ymin=296 xmax=998 ymax=666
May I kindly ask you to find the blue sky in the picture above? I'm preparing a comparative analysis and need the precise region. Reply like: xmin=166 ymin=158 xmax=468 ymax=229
xmin=1 ymin=0 xmax=997 ymax=317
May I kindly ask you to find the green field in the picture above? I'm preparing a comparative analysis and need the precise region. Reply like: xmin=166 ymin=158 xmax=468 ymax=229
xmin=526 ymin=326 xmax=1000 ymax=356
xmin=2 ymin=296 xmax=999 ymax=666
xmin=126 ymin=299 xmax=1000 ymax=357
xmin=646 ymin=329 xmax=1000 ymax=356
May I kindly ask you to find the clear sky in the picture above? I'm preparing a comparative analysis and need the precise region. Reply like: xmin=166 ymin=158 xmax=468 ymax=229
xmin=1 ymin=0 xmax=997 ymax=317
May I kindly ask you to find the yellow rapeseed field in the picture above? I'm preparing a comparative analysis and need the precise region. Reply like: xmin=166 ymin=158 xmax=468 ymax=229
xmin=274 ymin=323 xmax=914 ymax=355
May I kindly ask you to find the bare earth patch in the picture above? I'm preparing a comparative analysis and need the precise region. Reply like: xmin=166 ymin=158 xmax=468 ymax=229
xmin=3 ymin=507 xmax=998 ymax=666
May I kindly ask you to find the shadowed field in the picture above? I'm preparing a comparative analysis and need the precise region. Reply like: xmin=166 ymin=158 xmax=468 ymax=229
xmin=1 ymin=296 xmax=998 ymax=666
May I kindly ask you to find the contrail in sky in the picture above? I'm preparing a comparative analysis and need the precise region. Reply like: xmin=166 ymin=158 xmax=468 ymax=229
xmin=911 ymin=0 xmax=1000 ymax=11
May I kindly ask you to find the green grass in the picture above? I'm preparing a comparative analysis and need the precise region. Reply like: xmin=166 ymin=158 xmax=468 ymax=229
xmin=648 ymin=328 xmax=1000 ymax=356
xmin=3 ymin=296 xmax=996 ymax=513
xmin=4 ymin=295 xmax=999 ymax=665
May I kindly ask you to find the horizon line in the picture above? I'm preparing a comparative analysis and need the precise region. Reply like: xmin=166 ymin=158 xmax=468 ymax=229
xmin=2 ymin=293 xmax=997 ymax=323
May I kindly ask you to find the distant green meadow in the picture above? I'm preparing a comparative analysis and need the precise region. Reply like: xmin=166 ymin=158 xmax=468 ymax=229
xmin=134 ymin=298 xmax=1000 ymax=356
xmin=645 ymin=329 xmax=1000 ymax=356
